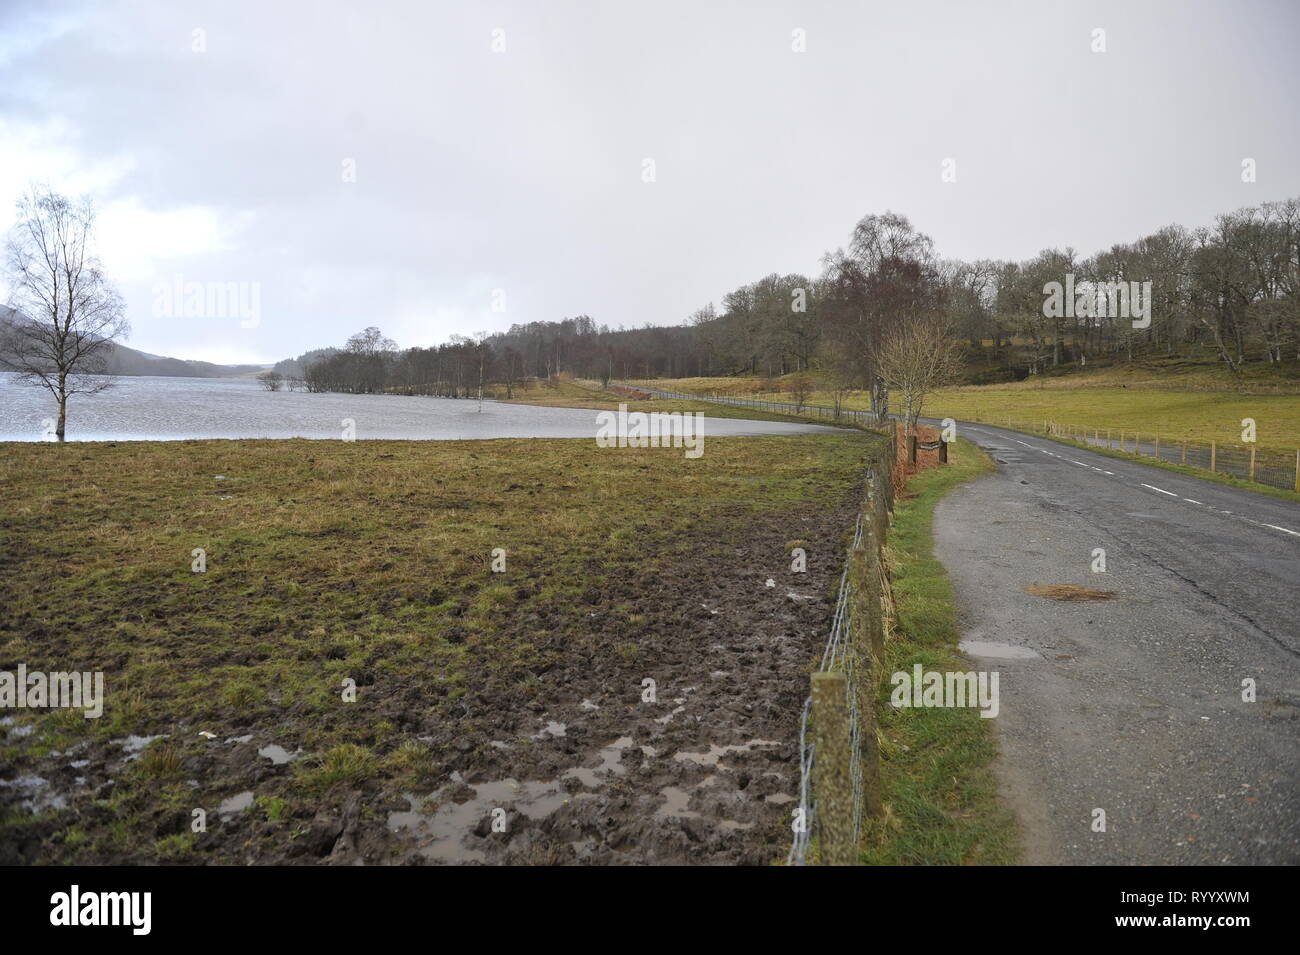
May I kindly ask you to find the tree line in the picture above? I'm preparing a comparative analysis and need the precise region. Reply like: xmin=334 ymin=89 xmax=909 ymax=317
xmin=281 ymin=195 xmax=1298 ymax=420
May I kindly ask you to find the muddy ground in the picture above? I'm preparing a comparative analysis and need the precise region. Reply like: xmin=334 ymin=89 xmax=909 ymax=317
xmin=2 ymin=459 xmax=864 ymax=865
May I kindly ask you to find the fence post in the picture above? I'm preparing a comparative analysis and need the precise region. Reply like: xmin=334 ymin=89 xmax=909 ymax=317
xmin=851 ymin=530 xmax=883 ymax=819
xmin=1210 ymin=441 xmax=1216 ymax=473
xmin=1155 ymin=433 xmax=1160 ymax=460
xmin=1181 ymin=440 xmax=1187 ymax=465
xmin=810 ymin=671 xmax=855 ymax=866
xmin=1249 ymin=446 xmax=1257 ymax=482
xmin=1295 ymin=450 xmax=1299 ymax=493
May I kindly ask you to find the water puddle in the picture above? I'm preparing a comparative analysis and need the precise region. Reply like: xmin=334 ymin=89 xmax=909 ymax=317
xmin=672 ymin=739 xmax=781 ymax=768
xmin=959 ymin=640 xmax=1040 ymax=660
xmin=112 ymin=734 xmax=167 ymax=760
xmin=0 ymin=774 xmax=66 ymax=812
xmin=217 ymin=790 xmax=255 ymax=817
xmin=655 ymin=786 xmax=701 ymax=820
xmin=258 ymin=744 xmax=300 ymax=765
xmin=561 ymin=737 xmax=632 ymax=787
xmin=388 ymin=774 xmax=590 ymax=863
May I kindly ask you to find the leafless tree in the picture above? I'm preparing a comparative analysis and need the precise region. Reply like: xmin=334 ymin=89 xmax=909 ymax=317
xmin=1 ymin=185 xmax=127 ymax=440
xmin=788 ymin=372 xmax=813 ymax=412
xmin=876 ymin=316 xmax=964 ymax=435
xmin=258 ymin=370 xmax=283 ymax=391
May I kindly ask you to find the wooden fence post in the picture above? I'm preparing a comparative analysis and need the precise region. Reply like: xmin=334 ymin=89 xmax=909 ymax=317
xmin=1210 ymin=441 xmax=1216 ymax=473
xmin=1295 ymin=450 xmax=1299 ymax=493
xmin=850 ymin=539 xmax=883 ymax=819
xmin=1249 ymin=446 xmax=1257 ymax=482
xmin=1181 ymin=440 xmax=1187 ymax=465
xmin=811 ymin=672 xmax=855 ymax=865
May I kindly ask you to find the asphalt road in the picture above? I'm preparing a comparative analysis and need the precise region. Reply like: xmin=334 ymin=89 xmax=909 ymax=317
xmin=932 ymin=421 xmax=1300 ymax=865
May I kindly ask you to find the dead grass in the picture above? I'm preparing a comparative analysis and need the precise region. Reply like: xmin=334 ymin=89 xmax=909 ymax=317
xmin=1025 ymin=584 xmax=1117 ymax=601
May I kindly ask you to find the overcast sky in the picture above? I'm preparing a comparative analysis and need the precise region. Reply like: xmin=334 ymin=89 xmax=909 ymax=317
xmin=2 ymin=0 xmax=1297 ymax=365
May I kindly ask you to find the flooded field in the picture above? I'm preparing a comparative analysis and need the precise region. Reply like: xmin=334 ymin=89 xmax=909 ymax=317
xmin=0 ymin=374 xmax=839 ymax=442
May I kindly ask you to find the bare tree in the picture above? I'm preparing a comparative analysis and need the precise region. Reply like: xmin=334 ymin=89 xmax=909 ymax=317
xmin=876 ymin=316 xmax=963 ymax=435
xmin=788 ymin=371 xmax=813 ymax=412
xmin=258 ymin=370 xmax=283 ymax=391
xmin=1 ymin=186 xmax=127 ymax=440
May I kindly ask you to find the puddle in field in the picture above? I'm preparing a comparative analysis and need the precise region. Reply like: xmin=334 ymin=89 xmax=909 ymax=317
xmin=561 ymin=737 xmax=633 ymax=787
xmin=960 ymin=640 xmax=1041 ymax=660
xmin=217 ymin=790 xmax=255 ymax=817
xmin=655 ymin=786 xmax=702 ymax=820
xmin=388 ymin=731 xmax=654 ymax=862
xmin=672 ymin=739 xmax=781 ymax=768
xmin=0 ymin=774 xmax=66 ymax=812
xmin=258 ymin=745 xmax=300 ymax=765
xmin=112 ymin=734 xmax=167 ymax=760
xmin=388 ymin=774 xmax=591 ymax=863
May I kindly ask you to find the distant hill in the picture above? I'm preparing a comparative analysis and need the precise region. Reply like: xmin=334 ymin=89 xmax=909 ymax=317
xmin=0 ymin=306 xmax=268 ymax=378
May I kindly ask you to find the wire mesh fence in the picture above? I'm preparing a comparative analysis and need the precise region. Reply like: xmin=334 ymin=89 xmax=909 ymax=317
xmin=976 ymin=417 xmax=1300 ymax=493
xmin=617 ymin=383 xmax=886 ymax=427
xmin=787 ymin=509 xmax=866 ymax=865
xmin=620 ymin=382 xmax=1300 ymax=495
xmin=614 ymin=382 xmax=900 ymax=865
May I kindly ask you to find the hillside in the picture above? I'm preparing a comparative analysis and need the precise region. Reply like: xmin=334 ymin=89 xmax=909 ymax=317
xmin=0 ymin=306 xmax=266 ymax=378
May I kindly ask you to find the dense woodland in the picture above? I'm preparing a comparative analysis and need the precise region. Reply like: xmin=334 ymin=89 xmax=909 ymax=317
xmin=277 ymin=196 xmax=1300 ymax=403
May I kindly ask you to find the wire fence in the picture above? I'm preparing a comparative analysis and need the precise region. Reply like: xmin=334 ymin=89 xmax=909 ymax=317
xmin=616 ymin=382 xmax=886 ymax=427
xmin=619 ymin=382 xmax=1300 ymax=495
xmin=614 ymin=382 xmax=908 ymax=866
xmin=973 ymin=417 xmax=1300 ymax=493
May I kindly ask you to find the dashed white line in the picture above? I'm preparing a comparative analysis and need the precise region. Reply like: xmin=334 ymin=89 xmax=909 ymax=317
xmin=1141 ymin=483 xmax=1179 ymax=497
xmin=986 ymin=426 xmax=1299 ymax=543
xmin=1262 ymin=523 xmax=1300 ymax=538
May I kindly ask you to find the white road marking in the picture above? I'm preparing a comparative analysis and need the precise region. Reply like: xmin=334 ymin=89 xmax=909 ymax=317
xmin=1261 ymin=523 xmax=1300 ymax=538
xmin=1141 ymin=483 xmax=1179 ymax=497
xmin=986 ymin=423 xmax=1300 ymax=544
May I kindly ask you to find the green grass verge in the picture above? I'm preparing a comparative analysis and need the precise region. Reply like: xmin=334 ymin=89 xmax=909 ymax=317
xmin=862 ymin=439 xmax=1019 ymax=865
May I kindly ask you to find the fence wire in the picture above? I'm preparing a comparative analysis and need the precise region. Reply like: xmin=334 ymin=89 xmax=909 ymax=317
xmin=787 ymin=491 xmax=873 ymax=866
xmin=614 ymin=381 xmax=889 ymax=865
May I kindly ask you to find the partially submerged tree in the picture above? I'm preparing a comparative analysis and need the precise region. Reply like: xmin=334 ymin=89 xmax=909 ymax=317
xmin=1 ymin=186 xmax=127 ymax=440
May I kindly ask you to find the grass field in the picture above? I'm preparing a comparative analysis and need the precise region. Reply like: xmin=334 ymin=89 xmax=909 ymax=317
xmin=634 ymin=360 xmax=1300 ymax=453
xmin=1 ymin=432 xmax=888 ymax=863
xmin=492 ymin=376 xmax=829 ymax=425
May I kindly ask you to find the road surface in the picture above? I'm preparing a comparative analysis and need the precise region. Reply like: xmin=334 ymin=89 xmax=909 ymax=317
xmin=933 ymin=421 xmax=1300 ymax=864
